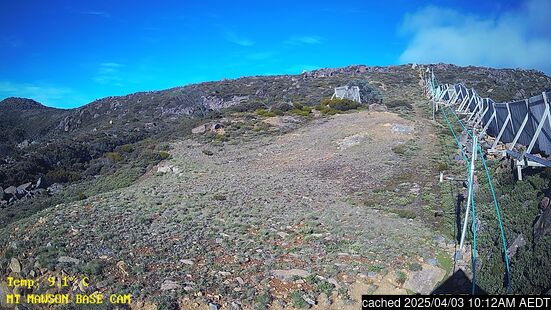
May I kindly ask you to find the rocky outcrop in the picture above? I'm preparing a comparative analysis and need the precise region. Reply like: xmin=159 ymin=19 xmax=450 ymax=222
xmin=202 ymin=95 xmax=249 ymax=110
xmin=507 ymin=234 xmax=526 ymax=259
xmin=0 ymin=177 xmax=58 ymax=206
xmin=534 ymin=197 xmax=551 ymax=243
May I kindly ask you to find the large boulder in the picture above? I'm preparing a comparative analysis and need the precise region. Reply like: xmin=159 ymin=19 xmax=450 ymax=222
xmin=534 ymin=207 xmax=551 ymax=243
xmin=539 ymin=197 xmax=550 ymax=210
xmin=35 ymin=176 xmax=49 ymax=189
xmin=369 ymin=103 xmax=387 ymax=112
xmin=47 ymin=183 xmax=64 ymax=195
xmin=4 ymin=186 xmax=17 ymax=199
xmin=506 ymin=234 xmax=526 ymax=259
xmin=18 ymin=182 xmax=32 ymax=190
xmin=192 ymin=124 xmax=208 ymax=134
xmin=15 ymin=183 xmax=30 ymax=199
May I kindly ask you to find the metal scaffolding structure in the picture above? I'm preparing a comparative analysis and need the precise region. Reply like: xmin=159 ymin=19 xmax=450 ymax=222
xmin=424 ymin=68 xmax=551 ymax=180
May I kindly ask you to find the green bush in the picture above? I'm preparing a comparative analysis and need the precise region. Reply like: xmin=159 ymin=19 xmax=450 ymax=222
xmin=46 ymin=168 xmax=82 ymax=183
xmin=385 ymin=99 xmax=412 ymax=110
xmin=396 ymin=270 xmax=407 ymax=285
xmin=392 ymin=144 xmax=407 ymax=155
xmin=392 ymin=208 xmax=417 ymax=219
xmin=290 ymin=290 xmax=309 ymax=308
xmin=290 ymin=109 xmax=310 ymax=117
xmin=213 ymin=194 xmax=227 ymax=201
xmin=256 ymin=109 xmax=276 ymax=117
xmin=82 ymin=259 xmax=105 ymax=276
xmin=106 ymin=152 xmax=124 ymax=162
xmin=321 ymin=98 xmax=360 ymax=111
xmin=119 ymin=144 xmax=134 ymax=153
xmin=293 ymin=102 xmax=305 ymax=110
xmin=77 ymin=192 xmax=87 ymax=200
xmin=159 ymin=151 xmax=170 ymax=160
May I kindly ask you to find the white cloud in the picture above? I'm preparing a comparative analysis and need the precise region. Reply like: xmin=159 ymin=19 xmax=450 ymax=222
xmin=0 ymin=80 xmax=89 ymax=108
xmin=223 ymin=31 xmax=254 ymax=46
xmin=81 ymin=11 xmax=111 ymax=18
xmin=93 ymin=62 xmax=124 ymax=86
xmin=399 ymin=0 xmax=551 ymax=74
xmin=285 ymin=35 xmax=323 ymax=45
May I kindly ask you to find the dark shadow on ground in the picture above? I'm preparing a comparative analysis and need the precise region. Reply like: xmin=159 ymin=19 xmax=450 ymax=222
xmin=431 ymin=269 xmax=487 ymax=295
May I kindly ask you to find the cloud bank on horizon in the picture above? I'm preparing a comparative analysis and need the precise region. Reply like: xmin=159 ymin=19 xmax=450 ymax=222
xmin=400 ymin=0 xmax=551 ymax=73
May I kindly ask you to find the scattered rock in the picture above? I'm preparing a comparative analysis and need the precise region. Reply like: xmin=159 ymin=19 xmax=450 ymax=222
xmin=202 ymin=149 xmax=214 ymax=156
xmin=0 ymin=281 xmax=11 ymax=307
xmin=317 ymin=292 xmax=331 ymax=306
xmin=507 ymin=234 xmax=526 ymax=259
xmin=211 ymin=123 xmax=225 ymax=134
xmin=271 ymin=269 xmax=310 ymax=280
xmin=539 ymin=197 xmax=550 ymax=210
xmin=391 ymin=123 xmax=414 ymax=134
xmin=4 ymin=186 xmax=17 ymax=198
xmin=116 ymin=260 xmax=130 ymax=276
xmin=369 ymin=103 xmax=387 ymax=112
xmin=15 ymin=187 xmax=26 ymax=199
xmin=18 ymin=182 xmax=32 ymax=191
xmin=209 ymin=303 xmax=220 ymax=310
xmin=433 ymin=235 xmax=445 ymax=244
xmin=302 ymin=294 xmax=316 ymax=306
xmin=180 ymin=259 xmax=194 ymax=265
xmin=47 ymin=183 xmax=64 ymax=194
xmin=9 ymin=258 xmax=21 ymax=273
xmin=403 ymin=264 xmax=445 ymax=294
xmin=534 ymin=205 xmax=551 ymax=242
xmin=277 ymin=231 xmax=289 ymax=238
xmin=160 ymin=280 xmax=180 ymax=291
xmin=229 ymin=301 xmax=242 ymax=310
xmin=17 ymin=139 xmax=30 ymax=149
xmin=157 ymin=165 xmax=172 ymax=173
xmin=192 ymin=124 xmax=207 ymax=134
xmin=36 ymin=176 xmax=49 ymax=189
xmin=327 ymin=278 xmax=340 ymax=289
xmin=434 ymin=209 xmax=444 ymax=217
xmin=426 ymin=258 xmax=437 ymax=266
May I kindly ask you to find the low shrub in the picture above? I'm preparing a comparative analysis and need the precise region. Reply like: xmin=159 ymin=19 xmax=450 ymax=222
xmin=256 ymin=109 xmax=276 ymax=117
xmin=106 ymin=152 xmax=124 ymax=162
xmin=159 ymin=151 xmax=170 ymax=160
xmin=290 ymin=109 xmax=311 ymax=117
xmin=321 ymin=98 xmax=360 ymax=111
xmin=392 ymin=208 xmax=417 ymax=219
xmin=46 ymin=168 xmax=82 ymax=183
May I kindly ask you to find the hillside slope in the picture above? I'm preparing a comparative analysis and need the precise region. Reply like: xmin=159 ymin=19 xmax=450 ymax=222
xmin=1 ymin=64 xmax=551 ymax=307
xmin=1 ymin=104 xmax=453 ymax=308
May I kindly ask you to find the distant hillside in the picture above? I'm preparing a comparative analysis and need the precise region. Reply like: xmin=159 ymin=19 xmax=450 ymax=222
xmin=0 ymin=97 xmax=66 ymax=156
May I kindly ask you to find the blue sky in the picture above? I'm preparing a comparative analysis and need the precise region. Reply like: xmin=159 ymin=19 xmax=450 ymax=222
xmin=1 ymin=0 xmax=550 ymax=108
